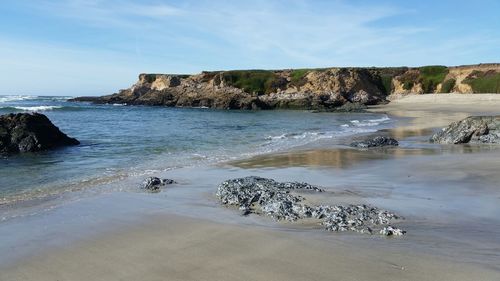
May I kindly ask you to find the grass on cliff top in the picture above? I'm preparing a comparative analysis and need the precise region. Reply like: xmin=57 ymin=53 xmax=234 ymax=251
xmin=418 ymin=66 xmax=449 ymax=93
xmin=222 ymin=70 xmax=280 ymax=95
xmin=463 ymin=71 xmax=500 ymax=93
xmin=290 ymin=69 xmax=310 ymax=85
xmin=141 ymin=73 xmax=190 ymax=83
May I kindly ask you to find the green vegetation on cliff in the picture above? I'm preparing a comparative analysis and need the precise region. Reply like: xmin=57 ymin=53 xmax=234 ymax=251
xmin=418 ymin=66 xmax=448 ymax=93
xmin=463 ymin=71 xmax=500 ymax=93
xmin=375 ymin=67 xmax=408 ymax=94
xmin=380 ymin=75 xmax=393 ymax=94
xmin=222 ymin=70 xmax=280 ymax=95
xmin=399 ymin=71 xmax=418 ymax=90
xmin=290 ymin=69 xmax=310 ymax=85
xmin=440 ymin=79 xmax=456 ymax=93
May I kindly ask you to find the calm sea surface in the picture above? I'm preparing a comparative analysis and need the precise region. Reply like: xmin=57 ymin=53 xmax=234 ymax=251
xmin=0 ymin=95 xmax=393 ymax=206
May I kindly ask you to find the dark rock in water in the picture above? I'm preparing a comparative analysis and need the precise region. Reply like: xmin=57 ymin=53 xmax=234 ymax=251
xmin=430 ymin=116 xmax=500 ymax=144
xmin=350 ymin=136 xmax=399 ymax=148
xmin=313 ymin=102 xmax=368 ymax=113
xmin=0 ymin=113 xmax=79 ymax=154
xmin=141 ymin=177 xmax=176 ymax=192
xmin=216 ymin=176 xmax=404 ymax=235
xmin=162 ymin=179 xmax=176 ymax=185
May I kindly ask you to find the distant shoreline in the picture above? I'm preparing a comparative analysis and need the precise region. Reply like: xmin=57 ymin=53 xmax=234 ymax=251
xmin=71 ymin=63 xmax=500 ymax=110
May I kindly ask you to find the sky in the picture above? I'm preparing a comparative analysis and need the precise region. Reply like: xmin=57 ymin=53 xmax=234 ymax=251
xmin=0 ymin=0 xmax=499 ymax=96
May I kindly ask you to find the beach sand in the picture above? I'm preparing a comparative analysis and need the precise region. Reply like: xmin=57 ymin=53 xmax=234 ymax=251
xmin=2 ymin=94 xmax=500 ymax=281
xmin=2 ymin=214 xmax=499 ymax=281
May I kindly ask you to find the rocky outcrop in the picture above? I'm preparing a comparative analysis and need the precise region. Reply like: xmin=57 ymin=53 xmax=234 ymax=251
xmin=72 ymin=69 xmax=388 ymax=110
xmin=72 ymin=64 xmax=500 ymax=110
xmin=0 ymin=113 xmax=79 ymax=154
xmin=216 ymin=176 xmax=405 ymax=236
xmin=430 ymin=116 xmax=500 ymax=144
xmin=141 ymin=177 xmax=176 ymax=192
xmin=389 ymin=63 xmax=500 ymax=99
xmin=350 ymin=136 xmax=399 ymax=148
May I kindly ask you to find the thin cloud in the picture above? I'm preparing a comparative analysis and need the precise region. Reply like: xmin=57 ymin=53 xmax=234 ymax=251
xmin=2 ymin=0 xmax=498 ymax=94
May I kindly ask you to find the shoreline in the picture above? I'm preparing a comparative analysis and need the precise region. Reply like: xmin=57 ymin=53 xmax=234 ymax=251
xmin=1 ymin=94 xmax=500 ymax=280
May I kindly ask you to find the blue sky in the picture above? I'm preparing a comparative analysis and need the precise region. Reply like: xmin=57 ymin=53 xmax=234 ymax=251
xmin=1 ymin=0 xmax=499 ymax=96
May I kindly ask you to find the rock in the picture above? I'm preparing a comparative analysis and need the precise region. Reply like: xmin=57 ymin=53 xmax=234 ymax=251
xmin=0 ymin=113 xmax=79 ymax=154
xmin=141 ymin=177 xmax=176 ymax=192
xmin=216 ymin=176 xmax=404 ymax=235
xmin=380 ymin=226 xmax=406 ymax=236
xmin=312 ymin=102 xmax=368 ymax=113
xmin=334 ymin=102 xmax=368 ymax=112
xmin=350 ymin=136 xmax=399 ymax=148
xmin=430 ymin=116 xmax=500 ymax=144
xmin=216 ymin=176 xmax=322 ymax=221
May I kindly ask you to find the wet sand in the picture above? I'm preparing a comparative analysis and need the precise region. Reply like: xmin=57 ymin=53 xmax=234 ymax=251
xmin=2 ymin=94 xmax=500 ymax=280
xmin=2 ymin=214 xmax=498 ymax=281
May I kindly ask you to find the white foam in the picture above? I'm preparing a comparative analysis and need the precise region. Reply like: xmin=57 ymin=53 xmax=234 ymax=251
xmin=0 ymin=95 xmax=36 ymax=103
xmin=367 ymin=116 xmax=390 ymax=122
xmin=13 ymin=106 xmax=63 ymax=111
xmin=349 ymin=115 xmax=391 ymax=127
xmin=266 ymin=134 xmax=287 ymax=140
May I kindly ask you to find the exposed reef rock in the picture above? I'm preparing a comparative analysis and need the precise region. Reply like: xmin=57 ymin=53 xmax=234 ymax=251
xmin=72 ymin=64 xmax=500 ymax=110
xmin=141 ymin=177 xmax=176 ymax=192
xmin=216 ymin=176 xmax=405 ymax=236
xmin=0 ymin=113 xmax=79 ymax=154
xmin=350 ymin=136 xmax=399 ymax=148
xmin=430 ymin=116 xmax=500 ymax=144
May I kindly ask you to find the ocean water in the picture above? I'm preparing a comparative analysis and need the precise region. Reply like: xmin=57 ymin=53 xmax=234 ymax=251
xmin=0 ymin=95 xmax=394 ymax=208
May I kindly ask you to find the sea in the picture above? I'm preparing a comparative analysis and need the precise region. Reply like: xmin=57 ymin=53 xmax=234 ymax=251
xmin=0 ymin=95 xmax=393 ymax=215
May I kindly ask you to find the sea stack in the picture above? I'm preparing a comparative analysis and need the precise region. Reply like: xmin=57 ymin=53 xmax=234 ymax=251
xmin=0 ymin=113 xmax=80 ymax=154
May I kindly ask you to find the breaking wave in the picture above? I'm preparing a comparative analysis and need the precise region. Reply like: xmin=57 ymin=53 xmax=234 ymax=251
xmin=10 ymin=106 xmax=63 ymax=111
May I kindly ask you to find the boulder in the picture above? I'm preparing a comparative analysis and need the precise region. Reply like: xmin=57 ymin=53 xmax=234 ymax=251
xmin=430 ymin=116 xmax=500 ymax=144
xmin=141 ymin=177 xmax=176 ymax=192
xmin=216 ymin=176 xmax=404 ymax=235
xmin=350 ymin=136 xmax=399 ymax=148
xmin=0 ymin=113 xmax=79 ymax=154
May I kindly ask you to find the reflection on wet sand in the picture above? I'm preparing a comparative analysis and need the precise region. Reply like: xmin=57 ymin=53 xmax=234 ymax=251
xmin=382 ymin=127 xmax=434 ymax=139
xmin=230 ymin=143 xmax=500 ymax=170
xmin=229 ymin=147 xmax=436 ymax=169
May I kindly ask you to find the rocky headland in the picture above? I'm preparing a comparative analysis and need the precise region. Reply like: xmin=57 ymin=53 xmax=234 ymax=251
xmin=72 ymin=63 xmax=500 ymax=110
xmin=0 ymin=113 xmax=79 ymax=154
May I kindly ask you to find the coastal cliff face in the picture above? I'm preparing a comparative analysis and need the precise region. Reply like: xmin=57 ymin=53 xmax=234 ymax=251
xmin=73 ymin=64 xmax=500 ymax=109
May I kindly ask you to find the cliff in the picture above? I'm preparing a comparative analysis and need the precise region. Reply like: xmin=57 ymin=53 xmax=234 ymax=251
xmin=72 ymin=64 xmax=500 ymax=110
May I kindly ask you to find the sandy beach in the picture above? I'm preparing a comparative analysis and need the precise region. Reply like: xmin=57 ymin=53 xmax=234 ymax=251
xmin=2 ymin=214 xmax=498 ymax=281
xmin=2 ymin=94 xmax=500 ymax=281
